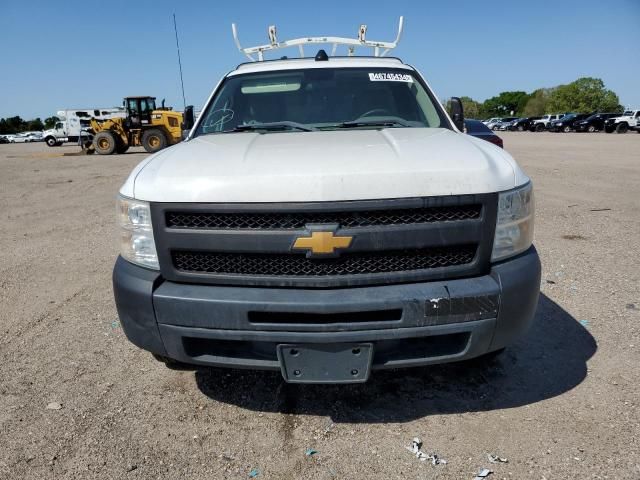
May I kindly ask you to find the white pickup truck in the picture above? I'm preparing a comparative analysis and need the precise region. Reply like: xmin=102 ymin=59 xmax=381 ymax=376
xmin=531 ymin=114 xmax=564 ymax=132
xmin=604 ymin=110 xmax=640 ymax=133
xmin=113 ymin=19 xmax=540 ymax=383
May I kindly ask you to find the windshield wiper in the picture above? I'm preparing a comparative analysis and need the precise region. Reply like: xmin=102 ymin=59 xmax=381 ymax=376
xmin=336 ymin=118 xmax=413 ymax=128
xmin=229 ymin=121 xmax=316 ymax=132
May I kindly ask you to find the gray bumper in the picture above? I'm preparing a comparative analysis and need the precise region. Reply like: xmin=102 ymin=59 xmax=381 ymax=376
xmin=113 ymin=247 xmax=540 ymax=372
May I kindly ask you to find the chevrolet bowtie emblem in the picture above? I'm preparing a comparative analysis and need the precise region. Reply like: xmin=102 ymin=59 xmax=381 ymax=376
xmin=292 ymin=231 xmax=353 ymax=256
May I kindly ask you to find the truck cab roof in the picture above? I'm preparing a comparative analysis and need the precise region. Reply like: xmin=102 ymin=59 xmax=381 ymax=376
xmin=231 ymin=56 xmax=408 ymax=76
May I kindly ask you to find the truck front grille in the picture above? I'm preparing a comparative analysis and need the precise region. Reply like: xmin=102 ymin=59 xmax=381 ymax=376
xmin=172 ymin=246 xmax=476 ymax=277
xmin=166 ymin=205 xmax=481 ymax=230
xmin=152 ymin=195 xmax=496 ymax=288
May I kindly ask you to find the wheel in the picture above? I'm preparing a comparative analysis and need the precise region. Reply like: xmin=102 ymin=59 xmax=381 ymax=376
xmin=587 ymin=125 xmax=596 ymax=133
xmin=563 ymin=125 xmax=571 ymax=133
xmin=615 ymin=123 xmax=628 ymax=134
xmin=93 ymin=131 xmax=117 ymax=155
xmin=45 ymin=137 xmax=57 ymax=147
xmin=535 ymin=123 xmax=545 ymax=132
xmin=142 ymin=129 xmax=167 ymax=153
xmin=115 ymin=138 xmax=129 ymax=154
xmin=517 ymin=125 xmax=524 ymax=132
xmin=152 ymin=354 xmax=194 ymax=370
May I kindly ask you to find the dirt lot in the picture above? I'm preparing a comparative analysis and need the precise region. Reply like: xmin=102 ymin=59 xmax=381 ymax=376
xmin=0 ymin=133 xmax=638 ymax=479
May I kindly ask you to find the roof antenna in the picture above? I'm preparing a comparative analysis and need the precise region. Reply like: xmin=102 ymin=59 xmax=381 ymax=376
xmin=173 ymin=13 xmax=187 ymax=112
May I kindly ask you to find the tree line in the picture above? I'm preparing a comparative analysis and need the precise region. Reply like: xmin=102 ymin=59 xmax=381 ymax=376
xmin=453 ymin=77 xmax=623 ymax=119
xmin=0 ymin=116 xmax=60 ymax=134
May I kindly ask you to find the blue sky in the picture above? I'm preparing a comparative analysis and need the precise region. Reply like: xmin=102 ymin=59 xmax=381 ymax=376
xmin=1 ymin=0 xmax=639 ymax=119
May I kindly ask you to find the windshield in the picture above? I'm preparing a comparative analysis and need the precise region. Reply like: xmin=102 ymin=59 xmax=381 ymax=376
xmin=561 ymin=114 xmax=576 ymax=121
xmin=194 ymin=68 xmax=449 ymax=135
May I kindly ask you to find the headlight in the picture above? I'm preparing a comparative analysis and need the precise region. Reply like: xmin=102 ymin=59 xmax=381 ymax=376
xmin=491 ymin=182 xmax=534 ymax=262
xmin=117 ymin=195 xmax=159 ymax=269
xmin=556 ymin=122 xmax=563 ymax=126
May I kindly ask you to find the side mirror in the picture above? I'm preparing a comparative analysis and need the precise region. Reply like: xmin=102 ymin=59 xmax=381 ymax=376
xmin=182 ymin=105 xmax=195 ymax=140
xmin=450 ymin=97 xmax=465 ymax=131
xmin=182 ymin=105 xmax=195 ymax=131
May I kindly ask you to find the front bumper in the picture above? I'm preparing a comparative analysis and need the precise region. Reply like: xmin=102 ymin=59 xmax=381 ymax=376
xmin=113 ymin=247 xmax=540 ymax=377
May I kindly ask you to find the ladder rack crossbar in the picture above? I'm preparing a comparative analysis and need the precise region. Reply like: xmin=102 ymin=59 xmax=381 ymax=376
xmin=232 ymin=17 xmax=404 ymax=62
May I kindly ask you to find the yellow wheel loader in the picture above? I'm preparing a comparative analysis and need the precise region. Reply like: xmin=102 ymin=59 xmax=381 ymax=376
xmin=90 ymin=96 xmax=190 ymax=155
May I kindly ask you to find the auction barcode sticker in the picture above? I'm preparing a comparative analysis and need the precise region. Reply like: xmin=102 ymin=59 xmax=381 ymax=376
xmin=368 ymin=73 xmax=413 ymax=82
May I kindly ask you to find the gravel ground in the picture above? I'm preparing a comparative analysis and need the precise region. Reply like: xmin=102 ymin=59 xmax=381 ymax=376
xmin=0 ymin=133 xmax=638 ymax=479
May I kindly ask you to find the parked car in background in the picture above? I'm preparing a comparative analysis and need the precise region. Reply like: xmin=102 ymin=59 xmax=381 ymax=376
xmin=465 ymin=119 xmax=503 ymax=148
xmin=23 ymin=131 xmax=43 ymax=142
xmin=9 ymin=133 xmax=31 ymax=143
xmin=0 ymin=135 xmax=9 ymax=144
xmin=482 ymin=117 xmax=501 ymax=126
xmin=531 ymin=114 xmax=565 ymax=131
xmin=509 ymin=117 xmax=541 ymax=131
xmin=493 ymin=117 xmax=518 ymax=131
xmin=484 ymin=118 xmax=507 ymax=130
xmin=574 ymin=113 xmax=620 ymax=132
xmin=604 ymin=110 xmax=640 ymax=133
xmin=548 ymin=113 xmax=591 ymax=132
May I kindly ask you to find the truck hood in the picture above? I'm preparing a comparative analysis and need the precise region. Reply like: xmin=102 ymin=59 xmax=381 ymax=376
xmin=124 ymin=128 xmax=528 ymax=202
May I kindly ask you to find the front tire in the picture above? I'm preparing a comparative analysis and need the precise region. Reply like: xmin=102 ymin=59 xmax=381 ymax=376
xmin=616 ymin=123 xmax=628 ymax=134
xmin=563 ymin=125 xmax=571 ymax=133
xmin=535 ymin=123 xmax=545 ymax=132
xmin=587 ymin=125 xmax=596 ymax=133
xmin=142 ymin=129 xmax=167 ymax=153
xmin=93 ymin=131 xmax=117 ymax=155
xmin=115 ymin=138 xmax=129 ymax=154
xmin=45 ymin=137 xmax=57 ymax=147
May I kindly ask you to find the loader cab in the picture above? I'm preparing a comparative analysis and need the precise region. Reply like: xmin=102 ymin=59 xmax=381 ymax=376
xmin=124 ymin=96 xmax=156 ymax=128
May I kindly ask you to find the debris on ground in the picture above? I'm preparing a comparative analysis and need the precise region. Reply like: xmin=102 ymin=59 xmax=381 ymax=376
xmin=46 ymin=402 xmax=62 ymax=410
xmin=546 ymin=279 xmax=556 ymax=284
xmin=248 ymin=468 xmax=260 ymax=478
xmin=579 ymin=320 xmax=589 ymax=327
xmin=473 ymin=468 xmax=493 ymax=479
xmin=589 ymin=208 xmax=611 ymax=212
xmin=487 ymin=453 xmax=508 ymax=463
xmin=305 ymin=448 xmax=318 ymax=457
xmin=406 ymin=438 xmax=447 ymax=466
xmin=626 ymin=303 xmax=638 ymax=311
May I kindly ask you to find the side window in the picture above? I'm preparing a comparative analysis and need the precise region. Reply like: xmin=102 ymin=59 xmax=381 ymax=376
xmin=55 ymin=122 xmax=63 ymax=129
xmin=128 ymin=99 xmax=139 ymax=114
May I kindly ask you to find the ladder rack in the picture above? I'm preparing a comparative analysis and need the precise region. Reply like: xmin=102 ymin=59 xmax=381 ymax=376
xmin=232 ymin=17 xmax=404 ymax=62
